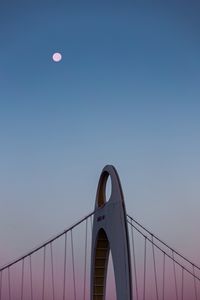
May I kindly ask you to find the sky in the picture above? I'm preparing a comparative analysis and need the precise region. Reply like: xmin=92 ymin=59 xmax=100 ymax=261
xmin=0 ymin=0 xmax=200 ymax=274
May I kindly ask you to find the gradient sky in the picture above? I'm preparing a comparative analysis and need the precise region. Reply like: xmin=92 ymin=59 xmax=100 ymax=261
xmin=0 ymin=0 xmax=200 ymax=267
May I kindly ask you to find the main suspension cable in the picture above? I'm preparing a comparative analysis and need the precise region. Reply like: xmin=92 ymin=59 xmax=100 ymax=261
xmin=127 ymin=220 xmax=200 ymax=281
xmin=0 ymin=210 xmax=95 ymax=272
xmin=127 ymin=214 xmax=200 ymax=272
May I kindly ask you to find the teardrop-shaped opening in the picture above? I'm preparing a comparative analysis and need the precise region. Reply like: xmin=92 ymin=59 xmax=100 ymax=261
xmin=105 ymin=252 xmax=117 ymax=300
xmin=105 ymin=175 xmax=112 ymax=202
xmin=97 ymin=171 xmax=112 ymax=208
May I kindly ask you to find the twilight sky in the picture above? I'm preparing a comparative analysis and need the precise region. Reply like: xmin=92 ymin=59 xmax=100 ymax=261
xmin=0 ymin=0 xmax=200 ymax=268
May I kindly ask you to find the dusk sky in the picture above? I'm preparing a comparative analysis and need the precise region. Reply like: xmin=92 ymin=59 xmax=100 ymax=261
xmin=1 ymin=0 xmax=200 ymax=271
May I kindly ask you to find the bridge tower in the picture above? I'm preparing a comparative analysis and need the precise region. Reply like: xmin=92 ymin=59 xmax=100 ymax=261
xmin=91 ymin=165 xmax=132 ymax=300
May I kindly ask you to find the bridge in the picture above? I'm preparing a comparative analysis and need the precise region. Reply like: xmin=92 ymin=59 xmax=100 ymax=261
xmin=0 ymin=165 xmax=199 ymax=300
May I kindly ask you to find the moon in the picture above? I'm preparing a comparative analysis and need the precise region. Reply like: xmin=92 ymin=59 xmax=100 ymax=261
xmin=52 ymin=52 xmax=62 ymax=62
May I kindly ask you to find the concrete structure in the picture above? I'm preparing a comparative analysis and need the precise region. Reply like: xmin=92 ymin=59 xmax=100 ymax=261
xmin=90 ymin=165 xmax=132 ymax=300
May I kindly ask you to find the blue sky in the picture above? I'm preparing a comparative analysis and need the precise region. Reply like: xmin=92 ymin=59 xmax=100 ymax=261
xmin=0 ymin=1 xmax=200 ymax=265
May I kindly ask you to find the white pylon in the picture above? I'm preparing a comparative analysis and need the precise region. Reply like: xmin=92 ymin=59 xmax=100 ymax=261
xmin=90 ymin=165 xmax=132 ymax=300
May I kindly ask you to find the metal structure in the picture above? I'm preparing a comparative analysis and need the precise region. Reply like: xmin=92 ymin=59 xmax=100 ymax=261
xmin=1 ymin=165 xmax=200 ymax=300
xmin=90 ymin=165 xmax=132 ymax=300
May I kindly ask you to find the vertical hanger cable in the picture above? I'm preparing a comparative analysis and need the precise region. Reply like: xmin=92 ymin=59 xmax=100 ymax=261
xmin=130 ymin=221 xmax=139 ymax=300
xmin=63 ymin=233 xmax=67 ymax=300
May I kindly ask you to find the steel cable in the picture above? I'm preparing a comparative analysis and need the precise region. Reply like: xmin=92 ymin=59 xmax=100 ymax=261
xmin=127 ymin=214 xmax=200 ymax=272
xmin=130 ymin=220 xmax=139 ymax=300
xmin=21 ymin=259 xmax=24 ymax=300
xmin=151 ymin=235 xmax=159 ymax=300
xmin=172 ymin=250 xmax=178 ymax=300
xmin=0 ymin=211 xmax=95 ymax=272
xmin=0 ymin=271 xmax=2 ymax=300
xmin=8 ymin=267 xmax=11 ymax=300
xmin=162 ymin=253 xmax=165 ymax=300
xmin=42 ymin=246 xmax=46 ymax=300
xmin=193 ymin=265 xmax=198 ymax=300
xmin=63 ymin=233 xmax=67 ymax=300
xmin=181 ymin=267 xmax=184 ymax=300
xmin=143 ymin=237 xmax=147 ymax=300
xmin=83 ymin=219 xmax=88 ymax=300
xmin=50 ymin=243 xmax=55 ymax=300
xmin=127 ymin=220 xmax=200 ymax=281
xmin=71 ymin=230 xmax=76 ymax=300
xmin=29 ymin=255 xmax=33 ymax=300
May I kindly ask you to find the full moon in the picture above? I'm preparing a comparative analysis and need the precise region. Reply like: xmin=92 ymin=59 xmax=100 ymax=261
xmin=52 ymin=52 xmax=62 ymax=62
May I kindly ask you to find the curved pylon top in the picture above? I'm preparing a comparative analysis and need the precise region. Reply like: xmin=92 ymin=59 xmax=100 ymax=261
xmin=95 ymin=165 xmax=125 ymax=209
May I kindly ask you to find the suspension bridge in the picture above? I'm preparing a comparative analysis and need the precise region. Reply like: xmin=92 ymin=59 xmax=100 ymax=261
xmin=0 ymin=165 xmax=200 ymax=300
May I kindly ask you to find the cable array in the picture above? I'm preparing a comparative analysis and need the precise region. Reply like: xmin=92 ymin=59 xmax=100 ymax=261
xmin=0 ymin=211 xmax=94 ymax=300
xmin=0 ymin=206 xmax=199 ymax=300
xmin=127 ymin=214 xmax=200 ymax=300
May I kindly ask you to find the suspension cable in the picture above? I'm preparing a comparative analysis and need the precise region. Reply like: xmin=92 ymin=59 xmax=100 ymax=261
xmin=143 ymin=237 xmax=147 ymax=300
xmin=29 ymin=255 xmax=33 ymax=300
xmin=162 ymin=253 xmax=165 ymax=300
xmin=181 ymin=267 xmax=184 ymax=300
xmin=21 ymin=259 xmax=24 ymax=300
xmin=151 ymin=235 xmax=159 ymax=300
xmin=193 ymin=265 xmax=198 ymax=300
xmin=1 ymin=208 xmax=199 ymax=300
xmin=71 ymin=230 xmax=76 ymax=300
xmin=42 ymin=246 xmax=46 ymax=300
xmin=8 ymin=267 xmax=11 ymax=300
xmin=0 ymin=210 xmax=95 ymax=272
xmin=63 ymin=233 xmax=67 ymax=300
xmin=127 ymin=214 xmax=200 ymax=271
xmin=130 ymin=219 xmax=139 ymax=300
xmin=0 ymin=271 xmax=2 ymax=300
xmin=50 ymin=243 xmax=55 ymax=300
xmin=172 ymin=250 xmax=178 ymax=300
xmin=127 ymin=220 xmax=200 ymax=281
xmin=83 ymin=219 xmax=88 ymax=300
